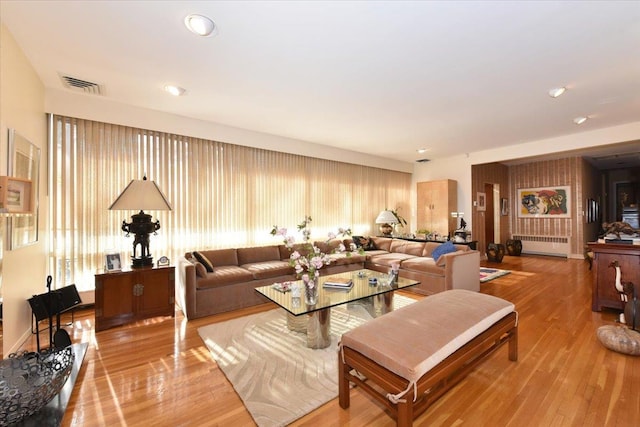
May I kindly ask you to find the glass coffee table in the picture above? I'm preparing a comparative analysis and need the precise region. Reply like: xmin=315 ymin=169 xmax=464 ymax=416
xmin=255 ymin=269 xmax=419 ymax=349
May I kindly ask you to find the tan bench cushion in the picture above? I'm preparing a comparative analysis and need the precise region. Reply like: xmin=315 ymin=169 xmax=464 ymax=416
xmin=340 ymin=290 xmax=515 ymax=387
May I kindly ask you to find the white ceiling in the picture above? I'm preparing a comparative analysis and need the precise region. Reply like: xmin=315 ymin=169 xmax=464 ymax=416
xmin=1 ymin=1 xmax=639 ymax=165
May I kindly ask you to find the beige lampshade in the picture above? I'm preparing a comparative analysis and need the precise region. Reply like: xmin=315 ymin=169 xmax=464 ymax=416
xmin=375 ymin=210 xmax=397 ymax=224
xmin=109 ymin=177 xmax=172 ymax=211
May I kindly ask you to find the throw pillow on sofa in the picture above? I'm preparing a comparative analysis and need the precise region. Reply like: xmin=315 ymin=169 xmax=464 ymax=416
xmin=193 ymin=251 xmax=214 ymax=272
xmin=432 ymin=241 xmax=456 ymax=262
xmin=191 ymin=260 xmax=208 ymax=278
xmin=352 ymin=236 xmax=376 ymax=251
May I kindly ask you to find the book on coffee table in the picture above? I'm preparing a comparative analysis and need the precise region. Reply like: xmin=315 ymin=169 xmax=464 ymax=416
xmin=271 ymin=282 xmax=292 ymax=293
xmin=323 ymin=277 xmax=353 ymax=290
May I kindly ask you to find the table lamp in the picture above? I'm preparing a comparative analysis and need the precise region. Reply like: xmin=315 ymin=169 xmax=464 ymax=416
xmin=375 ymin=210 xmax=398 ymax=237
xmin=109 ymin=176 xmax=172 ymax=268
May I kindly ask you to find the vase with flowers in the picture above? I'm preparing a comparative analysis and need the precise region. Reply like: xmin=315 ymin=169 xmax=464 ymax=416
xmin=271 ymin=216 xmax=359 ymax=305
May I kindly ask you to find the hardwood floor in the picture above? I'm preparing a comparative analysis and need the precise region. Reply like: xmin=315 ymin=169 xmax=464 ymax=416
xmin=19 ymin=255 xmax=640 ymax=426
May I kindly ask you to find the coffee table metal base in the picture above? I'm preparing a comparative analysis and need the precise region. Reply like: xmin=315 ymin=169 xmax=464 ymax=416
xmin=356 ymin=292 xmax=394 ymax=318
xmin=286 ymin=308 xmax=332 ymax=349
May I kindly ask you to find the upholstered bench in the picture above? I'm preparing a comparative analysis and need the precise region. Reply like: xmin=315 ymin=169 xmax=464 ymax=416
xmin=338 ymin=289 xmax=518 ymax=426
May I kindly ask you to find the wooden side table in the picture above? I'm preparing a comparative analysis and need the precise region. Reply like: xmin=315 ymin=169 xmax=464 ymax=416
xmin=95 ymin=266 xmax=175 ymax=331
xmin=588 ymin=243 xmax=639 ymax=312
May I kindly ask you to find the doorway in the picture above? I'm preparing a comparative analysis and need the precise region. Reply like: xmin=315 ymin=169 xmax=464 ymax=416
xmin=484 ymin=183 xmax=501 ymax=244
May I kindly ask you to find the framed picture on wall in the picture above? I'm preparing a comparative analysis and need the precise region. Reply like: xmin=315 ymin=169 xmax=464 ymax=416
xmin=7 ymin=129 xmax=40 ymax=249
xmin=517 ymin=186 xmax=571 ymax=218
xmin=477 ymin=192 xmax=486 ymax=212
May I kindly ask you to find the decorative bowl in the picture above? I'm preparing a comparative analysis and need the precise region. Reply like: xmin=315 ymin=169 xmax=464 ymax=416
xmin=0 ymin=346 xmax=75 ymax=426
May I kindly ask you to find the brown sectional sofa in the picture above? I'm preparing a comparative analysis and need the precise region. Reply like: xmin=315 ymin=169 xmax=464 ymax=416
xmin=363 ymin=237 xmax=480 ymax=296
xmin=176 ymin=236 xmax=479 ymax=320
xmin=177 ymin=243 xmax=366 ymax=319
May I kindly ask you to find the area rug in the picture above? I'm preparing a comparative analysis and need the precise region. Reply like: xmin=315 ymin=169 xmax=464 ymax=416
xmin=198 ymin=295 xmax=416 ymax=427
xmin=480 ymin=267 xmax=511 ymax=283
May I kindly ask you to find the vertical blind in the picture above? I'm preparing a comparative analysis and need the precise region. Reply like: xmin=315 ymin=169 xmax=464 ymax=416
xmin=49 ymin=115 xmax=412 ymax=291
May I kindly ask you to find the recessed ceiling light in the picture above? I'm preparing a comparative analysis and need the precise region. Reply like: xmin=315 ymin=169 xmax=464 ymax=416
xmin=548 ymin=87 xmax=566 ymax=98
xmin=184 ymin=14 xmax=217 ymax=37
xmin=164 ymin=85 xmax=186 ymax=96
xmin=417 ymin=148 xmax=430 ymax=154
xmin=573 ymin=116 xmax=588 ymax=125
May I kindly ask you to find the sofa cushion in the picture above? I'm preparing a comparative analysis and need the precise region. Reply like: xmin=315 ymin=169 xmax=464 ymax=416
xmin=194 ymin=248 xmax=239 ymax=267
xmin=368 ymin=252 xmax=417 ymax=267
xmin=195 ymin=265 xmax=255 ymax=289
xmin=400 ymin=256 xmax=443 ymax=275
xmin=237 ymin=245 xmax=281 ymax=265
xmin=327 ymin=252 xmax=367 ymax=266
xmin=193 ymin=251 xmax=214 ymax=272
xmin=389 ymin=240 xmax=425 ymax=256
xmin=370 ymin=236 xmax=392 ymax=251
xmin=314 ymin=239 xmax=344 ymax=254
xmin=241 ymin=260 xmax=294 ymax=280
xmin=363 ymin=249 xmax=392 ymax=261
xmin=192 ymin=261 xmax=208 ymax=278
xmin=282 ymin=243 xmax=313 ymax=259
xmin=352 ymin=236 xmax=376 ymax=251
xmin=432 ymin=241 xmax=456 ymax=262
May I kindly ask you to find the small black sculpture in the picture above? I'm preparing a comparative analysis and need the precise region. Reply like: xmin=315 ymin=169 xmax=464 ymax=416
xmin=600 ymin=221 xmax=638 ymax=239
xmin=121 ymin=211 xmax=161 ymax=267
xmin=460 ymin=217 xmax=467 ymax=230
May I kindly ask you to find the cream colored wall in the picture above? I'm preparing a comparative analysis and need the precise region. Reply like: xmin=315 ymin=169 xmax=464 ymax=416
xmin=0 ymin=24 xmax=48 ymax=356
xmin=413 ymin=122 xmax=640 ymax=244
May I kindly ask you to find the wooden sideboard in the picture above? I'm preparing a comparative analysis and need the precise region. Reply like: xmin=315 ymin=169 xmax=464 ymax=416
xmin=397 ymin=236 xmax=478 ymax=250
xmin=587 ymin=243 xmax=640 ymax=312
xmin=95 ymin=266 xmax=175 ymax=331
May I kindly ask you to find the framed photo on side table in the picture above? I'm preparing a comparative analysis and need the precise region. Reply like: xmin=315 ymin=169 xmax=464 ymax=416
xmin=105 ymin=252 xmax=122 ymax=272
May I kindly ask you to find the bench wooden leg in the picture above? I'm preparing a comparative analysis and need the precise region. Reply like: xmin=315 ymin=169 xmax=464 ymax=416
xmin=397 ymin=395 xmax=414 ymax=427
xmin=509 ymin=326 xmax=518 ymax=361
xmin=338 ymin=352 xmax=350 ymax=409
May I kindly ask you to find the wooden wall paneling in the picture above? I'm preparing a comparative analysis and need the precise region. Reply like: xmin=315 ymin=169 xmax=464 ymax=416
xmin=471 ymin=162 xmax=509 ymax=257
xmin=582 ymin=159 xmax=604 ymax=242
xmin=508 ymin=156 xmax=583 ymax=257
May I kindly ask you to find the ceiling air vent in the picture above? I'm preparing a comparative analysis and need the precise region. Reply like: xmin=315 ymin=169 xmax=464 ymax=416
xmin=416 ymin=158 xmax=431 ymax=163
xmin=59 ymin=74 xmax=104 ymax=95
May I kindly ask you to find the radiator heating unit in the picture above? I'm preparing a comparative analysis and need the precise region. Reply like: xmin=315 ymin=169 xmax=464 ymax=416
xmin=511 ymin=235 xmax=569 ymax=257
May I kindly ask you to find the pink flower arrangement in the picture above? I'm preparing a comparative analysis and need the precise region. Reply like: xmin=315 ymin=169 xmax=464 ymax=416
xmin=271 ymin=216 xmax=358 ymax=281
